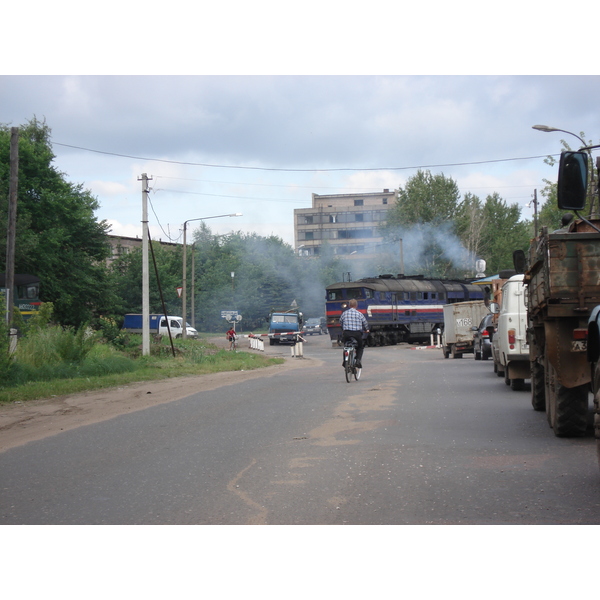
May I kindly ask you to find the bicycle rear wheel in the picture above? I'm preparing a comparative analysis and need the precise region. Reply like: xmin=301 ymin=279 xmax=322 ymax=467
xmin=345 ymin=365 xmax=352 ymax=382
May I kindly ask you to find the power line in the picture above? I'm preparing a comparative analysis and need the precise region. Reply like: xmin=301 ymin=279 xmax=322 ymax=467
xmin=53 ymin=140 xmax=557 ymax=172
xmin=153 ymin=187 xmax=308 ymax=203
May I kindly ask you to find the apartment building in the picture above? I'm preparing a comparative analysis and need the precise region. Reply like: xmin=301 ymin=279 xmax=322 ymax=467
xmin=294 ymin=189 xmax=396 ymax=258
xmin=106 ymin=234 xmax=178 ymax=265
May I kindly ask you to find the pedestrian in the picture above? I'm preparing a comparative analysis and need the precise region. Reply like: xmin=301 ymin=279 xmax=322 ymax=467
xmin=226 ymin=326 xmax=237 ymax=350
xmin=339 ymin=298 xmax=369 ymax=367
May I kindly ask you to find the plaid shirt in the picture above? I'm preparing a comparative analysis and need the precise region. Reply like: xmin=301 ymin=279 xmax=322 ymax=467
xmin=340 ymin=307 xmax=368 ymax=331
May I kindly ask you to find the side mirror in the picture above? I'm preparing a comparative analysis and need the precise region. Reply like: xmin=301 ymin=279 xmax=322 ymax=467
xmin=557 ymin=151 xmax=588 ymax=211
xmin=488 ymin=302 xmax=499 ymax=314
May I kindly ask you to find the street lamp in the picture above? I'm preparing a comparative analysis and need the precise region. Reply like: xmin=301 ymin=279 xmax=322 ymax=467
xmin=182 ymin=213 xmax=242 ymax=339
xmin=533 ymin=124 xmax=596 ymax=215
xmin=532 ymin=124 xmax=587 ymax=148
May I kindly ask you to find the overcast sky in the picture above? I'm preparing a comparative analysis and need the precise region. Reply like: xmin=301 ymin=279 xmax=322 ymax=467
xmin=3 ymin=6 xmax=599 ymax=247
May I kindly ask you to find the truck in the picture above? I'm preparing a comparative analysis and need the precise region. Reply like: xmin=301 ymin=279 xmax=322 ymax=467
xmin=490 ymin=273 xmax=530 ymax=390
xmin=268 ymin=308 xmax=303 ymax=345
xmin=122 ymin=314 xmax=199 ymax=339
xmin=441 ymin=300 xmax=489 ymax=359
xmin=522 ymin=149 xmax=600 ymax=448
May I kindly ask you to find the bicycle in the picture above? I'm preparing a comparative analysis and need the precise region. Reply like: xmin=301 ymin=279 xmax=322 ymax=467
xmin=343 ymin=336 xmax=362 ymax=382
xmin=228 ymin=334 xmax=238 ymax=351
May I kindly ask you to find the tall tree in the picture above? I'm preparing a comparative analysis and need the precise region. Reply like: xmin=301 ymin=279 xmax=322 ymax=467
xmin=382 ymin=170 xmax=470 ymax=277
xmin=478 ymin=193 xmax=531 ymax=274
xmin=0 ymin=118 xmax=113 ymax=327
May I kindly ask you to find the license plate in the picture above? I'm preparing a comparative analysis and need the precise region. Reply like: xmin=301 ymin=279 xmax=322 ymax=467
xmin=571 ymin=340 xmax=587 ymax=352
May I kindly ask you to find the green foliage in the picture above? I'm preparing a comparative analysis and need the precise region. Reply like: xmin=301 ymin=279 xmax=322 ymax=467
xmin=477 ymin=193 xmax=531 ymax=273
xmin=0 ymin=118 xmax=113 ymax=328
xmin=16 ymin=324 xmax=96 ymax=368
xmin=96 ymin=315 xmax=131 ymax=349
xmin=381 ymin=170 xmax=533 ymax=277
xmin=27 ymin=302 xmax=54 ymax=330
xmin=108 ymin=223 xmax=341 ymax=333
xmin=2 ymin=324 xmax=136 ymax=389
xmin=0 ymin=321 xmax=16 ymax=384
xmin=382 ymin=170 xmax=476 ymax=277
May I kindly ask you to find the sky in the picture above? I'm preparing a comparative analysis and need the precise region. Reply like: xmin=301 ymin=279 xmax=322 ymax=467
xmin=3 ymin=5 xmax=599 ymax=251
xmin=4 ymin=74 xmax=599 ymax=249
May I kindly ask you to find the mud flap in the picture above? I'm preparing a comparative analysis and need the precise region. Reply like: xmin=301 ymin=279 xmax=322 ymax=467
xmin=545 ymin=319 xmax=591 ymax=388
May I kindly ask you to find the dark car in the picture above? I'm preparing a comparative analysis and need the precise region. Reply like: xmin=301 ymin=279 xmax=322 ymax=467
xmin=472 ymin=313 xmax=494 ymax=361
xmin=303 ymin=317 xmax=327 ymax=335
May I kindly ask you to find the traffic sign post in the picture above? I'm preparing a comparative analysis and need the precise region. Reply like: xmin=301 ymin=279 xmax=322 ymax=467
xmin=221 ymin=310 xmax=242 ymax=324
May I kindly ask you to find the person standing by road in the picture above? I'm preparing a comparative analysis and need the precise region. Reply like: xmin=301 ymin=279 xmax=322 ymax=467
xmin=226 ymin=326 xmax=237 ymax=350
xmin=339 ymin=299 xmax=369 ymax=367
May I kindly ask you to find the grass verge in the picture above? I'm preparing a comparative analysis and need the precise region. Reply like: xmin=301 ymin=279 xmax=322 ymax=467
xmin=0 ymin=342 xmax=283 ymax=404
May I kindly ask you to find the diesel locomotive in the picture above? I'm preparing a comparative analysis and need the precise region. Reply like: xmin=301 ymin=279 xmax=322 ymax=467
xmin=326 ymin=274 xmax=485 ymax=346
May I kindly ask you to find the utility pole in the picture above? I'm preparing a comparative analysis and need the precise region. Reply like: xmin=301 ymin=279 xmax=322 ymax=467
xmin=191 ymin=242 xmax=196 ymax=328
xmin=5 ymin=127 xmax=19 ymax=326
xmin=532 ymin=189 xmax=538 ymax=237
xmin=139 ymin=173 xmax=152 ymax=356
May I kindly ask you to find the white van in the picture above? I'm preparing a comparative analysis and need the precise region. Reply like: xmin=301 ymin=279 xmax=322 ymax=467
xmin=492 ymin=274 xmax=530 ymax=390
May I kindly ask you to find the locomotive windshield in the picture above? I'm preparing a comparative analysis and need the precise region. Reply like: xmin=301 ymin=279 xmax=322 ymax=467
xmin=327 ymin=287 xmax=373 ymax=301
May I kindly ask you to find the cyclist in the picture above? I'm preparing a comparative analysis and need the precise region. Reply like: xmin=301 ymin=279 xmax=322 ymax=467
xmin=226 ymin=326 xmax=237 ymax=350
xmin=339 ymin=299 xmax=369 ymax=368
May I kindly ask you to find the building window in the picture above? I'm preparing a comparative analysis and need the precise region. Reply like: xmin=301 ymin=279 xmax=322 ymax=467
xmin=338 ymin=228 xmax=373 ymax=239
xmin=354 ymin=199 xmax=364 ymax=206
xmin=355 ymin=213 xmax=364 ymax=222
xmin=329 ymin=215 xmax=337 ymax=223
xmin=304 ymin=216 xmax=313 ymax=224
xmin=383 ymin=198 xmax=388 ymax=204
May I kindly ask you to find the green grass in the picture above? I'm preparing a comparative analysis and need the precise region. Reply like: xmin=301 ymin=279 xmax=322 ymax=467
xmin=0 ymin=331 xmax=283 ymax=404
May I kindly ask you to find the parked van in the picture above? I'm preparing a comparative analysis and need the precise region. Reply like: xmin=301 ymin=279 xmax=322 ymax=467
xmin=491 ymin=274 xmax=529 ymax=390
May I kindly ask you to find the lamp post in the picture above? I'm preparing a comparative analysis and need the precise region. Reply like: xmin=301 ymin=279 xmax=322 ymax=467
xmin=182 ymin=213 xmax=242 ymax=339
xmin=532 ymin=124 xmax=596 ymax=215
xmin=532 ymin=124 xmax=587 ymax=148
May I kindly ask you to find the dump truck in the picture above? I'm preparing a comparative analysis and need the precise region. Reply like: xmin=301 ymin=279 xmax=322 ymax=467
xmin=441 ymin=300 xmax=489 ymax=359
xmin=268 ymin=308 xmax=303 ymax=345
xmin=523 ymin=150 xmax=600 ymax=450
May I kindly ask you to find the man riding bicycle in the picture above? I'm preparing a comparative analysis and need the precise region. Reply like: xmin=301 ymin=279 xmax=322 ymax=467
xmin=339 ymin=299 xmax=369 ymax=368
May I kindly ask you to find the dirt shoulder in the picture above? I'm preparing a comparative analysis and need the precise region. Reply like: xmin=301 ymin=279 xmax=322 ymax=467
xmin=0 ymin=337 xmax=313 ymax=453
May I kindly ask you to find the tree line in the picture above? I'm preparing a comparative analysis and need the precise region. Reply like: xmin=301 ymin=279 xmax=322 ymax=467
xmin=2 ymin=118 xmax=568 ymax=331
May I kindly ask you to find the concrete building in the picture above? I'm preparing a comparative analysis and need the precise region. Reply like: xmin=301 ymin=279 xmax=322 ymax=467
xmin=294 ymin=189 xmax=396 ymax=258
xmin=106 ymin=234 xmax=178 ymax=265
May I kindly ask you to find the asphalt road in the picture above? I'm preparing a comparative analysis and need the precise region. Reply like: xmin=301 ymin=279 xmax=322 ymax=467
xmin=1 ymin=334 xmax=599 ymax=524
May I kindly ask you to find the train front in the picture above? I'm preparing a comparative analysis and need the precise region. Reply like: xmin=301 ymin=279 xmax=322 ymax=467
xmin=325 ymin=281 xmax=372 ymax=345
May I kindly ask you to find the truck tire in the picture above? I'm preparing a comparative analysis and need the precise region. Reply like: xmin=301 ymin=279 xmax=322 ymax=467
xmin=595 ymin=396 xmax=600 ymax=473
xmin=496 ymin=360 xmax=504 ymax=377
xmin=545 ymin=357 xmax=556 ymax=428
xmin=551 ymin=382 xmax=589 ymax=437
xmin=474 ymin=345 xmax=482 ymax=361
xmin=511 ymin=378 xmax=525 ymax=391
xmin=593 ymin=364 xmax=600 ymax=472
xmin=531 ymin=360 xmax=545 ymax=411
xmin=451 ymin=345 xmax=462 ymax=359
xmin=443 ymin=346 xmax=450 ymax=359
